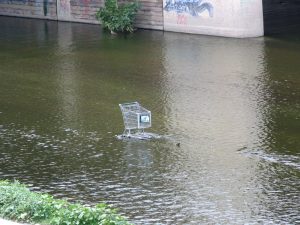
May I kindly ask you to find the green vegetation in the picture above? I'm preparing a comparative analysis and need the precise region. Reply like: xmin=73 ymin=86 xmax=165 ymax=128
xmin=96 ymin=0 xmax=139 ymax=33
xmin=0 ymin=180 xmax=132 ymax=225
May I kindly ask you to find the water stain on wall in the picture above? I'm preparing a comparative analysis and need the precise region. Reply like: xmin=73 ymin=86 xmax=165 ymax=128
xmin=44 ymin=0 xmax=48 ymax=16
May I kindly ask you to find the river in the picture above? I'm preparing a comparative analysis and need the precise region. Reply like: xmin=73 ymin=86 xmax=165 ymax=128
xmin=0 ymin=16 xmax=299 ymax=224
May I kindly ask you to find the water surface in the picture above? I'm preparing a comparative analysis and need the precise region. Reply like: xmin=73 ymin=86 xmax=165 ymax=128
xmin=0 ymin=16 xmax=299 ymax=224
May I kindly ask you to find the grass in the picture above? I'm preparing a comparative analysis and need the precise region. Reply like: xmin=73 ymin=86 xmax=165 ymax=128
xmin=0 ymin=180 xmax=132 ymax=225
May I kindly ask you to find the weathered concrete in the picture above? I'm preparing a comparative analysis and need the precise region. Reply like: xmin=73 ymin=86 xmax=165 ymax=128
xmin=163 ymin=0 xmax=264 ymax=38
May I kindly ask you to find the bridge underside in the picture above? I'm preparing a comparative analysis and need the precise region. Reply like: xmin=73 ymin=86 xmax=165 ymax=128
xmin=263 ymin=0 xmax=300 ymax=34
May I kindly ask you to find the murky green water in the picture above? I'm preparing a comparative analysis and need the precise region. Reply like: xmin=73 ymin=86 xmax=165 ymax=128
xmin=0 ymin=16 xmax=299 ymax=224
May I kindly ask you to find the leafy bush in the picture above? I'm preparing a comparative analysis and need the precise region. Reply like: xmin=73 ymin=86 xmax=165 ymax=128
xmin=96 ymin=0 xmax=139 ymax=33
xmin=0 ymin=180 xmax=132 ymax=225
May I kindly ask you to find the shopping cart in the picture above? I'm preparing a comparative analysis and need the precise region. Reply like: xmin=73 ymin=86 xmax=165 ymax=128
xmin=119 ymin=102 xmax=151 ymax=138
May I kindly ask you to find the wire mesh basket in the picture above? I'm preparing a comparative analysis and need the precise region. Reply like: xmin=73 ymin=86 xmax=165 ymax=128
xmin=119 ymin=102 xmax=151 ymax=136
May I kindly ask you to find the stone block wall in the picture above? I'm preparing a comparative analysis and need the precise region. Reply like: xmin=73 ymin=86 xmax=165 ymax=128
xmin=0 ymin=0 xmax=163 ymax=30
xmin=56 ymin=0 xmax=101 ymax=23
xmin=135 ymin=0 xmax=163 ymax=30
xmin=0 ymin=0 xmax=57 ymax=19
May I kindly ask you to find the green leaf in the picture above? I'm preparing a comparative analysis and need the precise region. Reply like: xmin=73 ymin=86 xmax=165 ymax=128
xmin=96 ymin=0 xmax=139 ymax=33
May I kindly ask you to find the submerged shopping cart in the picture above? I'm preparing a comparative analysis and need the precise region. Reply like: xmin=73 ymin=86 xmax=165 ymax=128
xmin=119 ymin=102 xmax=153 ymax=139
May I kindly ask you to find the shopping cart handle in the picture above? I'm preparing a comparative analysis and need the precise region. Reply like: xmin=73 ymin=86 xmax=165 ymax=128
xmin=119 ymin=102 xmax=139 ymax=107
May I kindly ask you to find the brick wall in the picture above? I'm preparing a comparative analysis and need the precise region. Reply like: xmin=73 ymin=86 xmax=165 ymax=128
xmin=0 ymin=0 xmax=57 ymax=19
xmin=0 ymin=0 xmax=163 ymax=30
xmin=135 ymin=0 xmax=162 ymax=30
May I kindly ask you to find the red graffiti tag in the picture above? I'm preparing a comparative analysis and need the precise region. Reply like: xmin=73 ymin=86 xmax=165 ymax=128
xmin=83 ymin=0 xmax=90 ymax=16
xmin=177 ymin=14 xmax=187 ymax=25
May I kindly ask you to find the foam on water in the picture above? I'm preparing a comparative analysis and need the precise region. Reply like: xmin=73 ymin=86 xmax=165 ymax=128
xmin=116 ymin=132 xmax=162 ymax=140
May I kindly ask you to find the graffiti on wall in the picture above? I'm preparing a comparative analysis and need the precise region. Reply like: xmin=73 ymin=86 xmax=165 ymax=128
xmin=58 ymin=0 xmax=71 ymax=19
xmin=0 ymin=0 xmax=53 ymax=17
xmin=164 ymin=0 xmax=214 ymax=17
xmin=0 ymin=0 xmax=28 ymax=4
xmin=59 ymin=0 xmax=69 ymax=12
xmin=82 ymin=0 xmax=90 ymax=16
xmin=177 ymin=14 xmax=187 ymax=24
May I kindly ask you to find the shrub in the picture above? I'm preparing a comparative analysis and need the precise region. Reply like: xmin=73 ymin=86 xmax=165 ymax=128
xmin=0 ymin=180 xmax=132 ymax=225
xmin=96 ymin=0 xmax=139 ymax=33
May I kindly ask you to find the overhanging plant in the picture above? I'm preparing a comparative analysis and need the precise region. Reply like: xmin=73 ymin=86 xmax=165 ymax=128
xmin=0 ymin=180 xmax=132 ymax=225
xmin=96 ymin=0 xmax=139 ymax=33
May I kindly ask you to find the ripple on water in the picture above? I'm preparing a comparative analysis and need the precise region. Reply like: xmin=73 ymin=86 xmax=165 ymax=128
xmin=1 ymin=18 xmax=300 ymax=224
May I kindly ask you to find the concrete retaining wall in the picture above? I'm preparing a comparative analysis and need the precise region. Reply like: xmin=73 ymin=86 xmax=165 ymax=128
xmin=2 ymin=0 xmax=299 ymax=37
xmin=163 ymin=0 xmax=264 ymax=38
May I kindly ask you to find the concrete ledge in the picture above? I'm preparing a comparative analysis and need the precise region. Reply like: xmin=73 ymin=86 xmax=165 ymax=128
xmin=0 ymin=218 xmax=30 ymax=225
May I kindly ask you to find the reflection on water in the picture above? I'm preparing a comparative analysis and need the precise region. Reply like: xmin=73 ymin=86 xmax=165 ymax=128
xmin=56 ymin=22 xmax=79 ymax=127
xmin=0 ymin=16 xmax=299 ymax=224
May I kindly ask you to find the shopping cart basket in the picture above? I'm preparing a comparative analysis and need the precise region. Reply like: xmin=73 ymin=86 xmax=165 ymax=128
xmin=119 ymin=102 xmax=151 ymax=137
